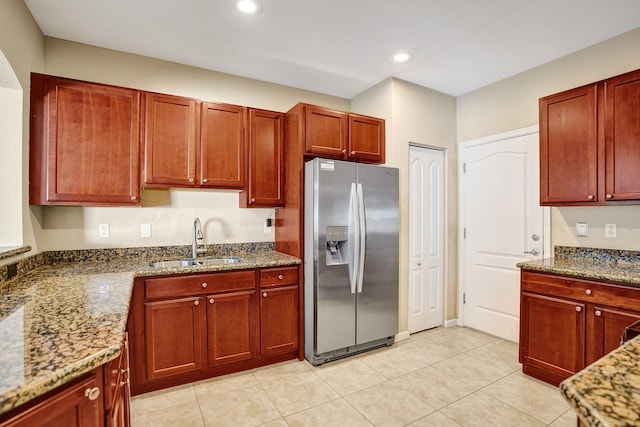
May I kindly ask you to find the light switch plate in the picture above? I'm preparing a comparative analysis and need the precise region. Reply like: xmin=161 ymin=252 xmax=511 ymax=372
xmin=605 ymin=223 xmax=617 ymax=238
xmin=141 ymin=223 xmax=151 ymax=237
xmin=576 ymin=222 xmax=588 ymax=237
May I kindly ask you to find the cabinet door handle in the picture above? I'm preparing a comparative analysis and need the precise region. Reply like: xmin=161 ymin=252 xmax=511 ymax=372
xmin=194 ymin=300 xmax=200 ymax=306
xmin=595 ymin=310 xmax=602 ymax=317
xmin=575 ymin=306 xmax=582 ymax=312
xmin=342 ymin=149 xmax=346 ymax=154
xmin=606 ymin=194 xmax=613 ymax=200
xmin=351 ymin=151 xmax=356 ymax=155
xmin=262 ymin=292 xmax=268 ymax=298
xmin=201 ymin=282 xmax=208 ymax=288
xmin=84 ymin=387 xmax=101 ymax=401
xmin=189 ymin=178 xmax=195 ymax=183
xmin=278 ymin=274 xmax=284 ymax=280
xmin=209 ymin=298 xmax=214 ymax=304
xmin=203 ymin=178 xmax=208 ymax=183
xmin=251 ymin=198 xmax=256 ymax=203
xmin=585 ymin=289 xmax=592 ymax=295
xmin=587 ymin=195 xmax=594 ymax=200
xmin=131 ymin=196 xmax=137 ymax=201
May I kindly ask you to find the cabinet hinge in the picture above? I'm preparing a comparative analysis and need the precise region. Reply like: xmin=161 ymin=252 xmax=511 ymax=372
xmin=463 ymin=293 xmax=466 ymax=304
xmin=463 ymin=163 xmax=466 ymax=173
xmin=463 ymin=228 xmax=466 ymax=239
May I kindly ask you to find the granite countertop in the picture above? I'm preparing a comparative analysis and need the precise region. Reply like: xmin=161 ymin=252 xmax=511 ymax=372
xmin=560 ymin=336 xmax=640 ymax=427
xmin=0 ymin=246 xmax=300 ymax=416
xmin=516 ymin=246 xmax=640 ymax=288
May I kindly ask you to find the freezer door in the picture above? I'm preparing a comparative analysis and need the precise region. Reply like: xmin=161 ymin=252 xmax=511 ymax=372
xmin=356 ymin=163 xmax=399 ymax=344
xmin=306 ymin=159 xmax=358 ymax=354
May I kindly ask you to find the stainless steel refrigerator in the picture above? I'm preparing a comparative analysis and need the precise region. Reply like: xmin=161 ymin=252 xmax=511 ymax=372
xmin=304 ymin=158 xmax=399 ymax=365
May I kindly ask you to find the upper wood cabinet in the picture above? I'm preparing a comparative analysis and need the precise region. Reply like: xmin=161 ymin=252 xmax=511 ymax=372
xmin=240 ymin=108 xmax=285 ymax=207
xmin=29 ymin=73 xmax=141 ymax=206
xmin=539 ymin=68 xmax=640 ymax=206
xmin=200 ymin=102 xmax=246 ymax=188
xmin=142 ymin=92 xmax=200 ymax=188
xmin=143 ymin=94 xmax=246 ymax=189
xmin=296 ymin=103 xmax=385 ymax=164
xmin=604 ymin=69 xmax=640 ymax=202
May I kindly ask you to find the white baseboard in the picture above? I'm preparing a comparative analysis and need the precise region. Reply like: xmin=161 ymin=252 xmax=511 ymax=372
xmin=395 ymin=330 xmax=411 ymax=342
xmin=444 ymin=318 xmax=458 ymax=328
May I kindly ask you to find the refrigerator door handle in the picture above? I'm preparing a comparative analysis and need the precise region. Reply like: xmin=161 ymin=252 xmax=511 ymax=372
xmin=356 ymin=183 xmax=366 ymax=293
xmin=349 ymin=183 xmax=359 ymax=294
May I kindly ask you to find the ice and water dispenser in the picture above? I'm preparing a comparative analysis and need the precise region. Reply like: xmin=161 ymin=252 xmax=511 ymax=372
xmin=325 ymin=226 xmax=349 ymax=265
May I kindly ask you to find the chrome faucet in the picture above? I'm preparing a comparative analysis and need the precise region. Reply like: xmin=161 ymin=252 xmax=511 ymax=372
xmin=192 ymin=217 xmax=207 ymax=259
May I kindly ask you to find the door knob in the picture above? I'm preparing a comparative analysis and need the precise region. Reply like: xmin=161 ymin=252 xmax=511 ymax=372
xmin=523 ymin=249 xmax=540 ymax=256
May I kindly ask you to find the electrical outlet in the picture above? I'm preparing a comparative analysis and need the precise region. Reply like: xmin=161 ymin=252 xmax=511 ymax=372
xmin=576 ymin=222 xmax=588 ymax=237
xmin=605 ymin=223 xmax=617 ymax=238
xmin=98 ymin=223 xmax=110 ymax=238
xmin=264 ymin=218 xmax=273 ymax=234
xmin=141 ymin=223 xmax=151 ymax=237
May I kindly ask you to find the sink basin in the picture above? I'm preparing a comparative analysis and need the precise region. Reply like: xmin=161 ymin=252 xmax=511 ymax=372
xmin=149 ymin=256 xmax=243 ymax=268
xmin=198 ymin=256 xmax=243 ymax=266
xmin=149 ymin=259 xmax=199 ymax=268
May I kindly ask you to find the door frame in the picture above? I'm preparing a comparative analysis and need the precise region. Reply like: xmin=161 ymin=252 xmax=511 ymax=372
xmin=408 ymin=143 xmax=449 ymax=332
xmin=457 ymin=125 xmax=550 ymax=328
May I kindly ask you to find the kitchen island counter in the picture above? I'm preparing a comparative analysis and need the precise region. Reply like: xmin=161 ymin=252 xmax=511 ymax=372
xmin=0 ymin=247 xmax=300 ymax=417
xmin=559 ymin=336 xmax=640 ymax=427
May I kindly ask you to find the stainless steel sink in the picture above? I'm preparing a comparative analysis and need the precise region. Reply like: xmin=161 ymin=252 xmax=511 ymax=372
xmin=149 ymin=256 xmax=242 ymax=268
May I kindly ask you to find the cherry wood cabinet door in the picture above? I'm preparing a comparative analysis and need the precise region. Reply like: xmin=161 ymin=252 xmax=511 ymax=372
xmin=539 ymin=84 xmax=601 ymax=205
xmin=260 ymin=285 xmax=299 ymax=356
xmin=206 ymin=290 xmax=257 ymax=367
xmin=519 ymin=292 xmax=585 ymax=386
xmin=304 ymin=105 xmax=347 ymax=158
xmin=0 ymin=373 xmax=102 ymax=427
xmin=200 ymin=103 xmax=246 ymax=188
xmin=143 ymin=93 xmax=199 ymax=187
xmin=587 ymin=305 xmax=640 ymax=365
xmin=604 ymin=69 xmax=640 ymax=201
xmin=348 ymin=114 xmax=385 ymax=163
xmin=29 ymin=74 xmax=141 ymax=206
xmin=242 ymin=109 xmax=284 ymax=207
xmin=104 ymin=334 xmax=130 ymax=427
xmin=144 ymin=297 xmax=204 ymax=380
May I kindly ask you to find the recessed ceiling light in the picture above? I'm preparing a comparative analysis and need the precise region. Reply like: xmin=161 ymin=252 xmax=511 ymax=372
xmin=236 ymin=0 xmax=261 ymax=14
xmin=391 ymin=51 xmax=413 ymax=64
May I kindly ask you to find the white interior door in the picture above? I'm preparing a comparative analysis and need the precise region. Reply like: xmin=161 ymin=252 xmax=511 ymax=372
xmin=460 ymin=127 xmax=549 ymax=342
xmin=409 ymin=146 xmax=445 ymax=333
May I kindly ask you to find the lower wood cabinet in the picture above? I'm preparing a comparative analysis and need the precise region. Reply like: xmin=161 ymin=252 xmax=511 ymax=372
xmin=129 ymin=266 xmax=301 ymax=395
xmin=0 ymin=336 xmax=131 ymax=427
xmin=519 ymin=271 xmax=640 ymax=386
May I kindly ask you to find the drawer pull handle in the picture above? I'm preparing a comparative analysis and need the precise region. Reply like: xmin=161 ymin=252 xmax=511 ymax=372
xmin=576 ymin=306 xmax=582 ymax=312
xmin=587 ymin=195 xmax=594 ymax=200
xmin=85 ymin=387 xmax=100 ymax=401
xmin=278 ymin=274 xmax=284 ymax=280
xmin=202 ymin=282 xmax=208 ymax=288
xmin=585 ymin=289 xmax=592 ymax=295
xmin=194 ymin=300 xmax=200 ymax=306
xmin=203 ymin=178 xmax=208 ymax=183
xmin=595 ymin=310 xmax=602 ymax=317
xmin=263 ymin=292 xmax=268 ymax=298
xmin=209 ymin=298 xmax=215 ymax=304
xmin=606 ymin=194 xmax=613 ymax=200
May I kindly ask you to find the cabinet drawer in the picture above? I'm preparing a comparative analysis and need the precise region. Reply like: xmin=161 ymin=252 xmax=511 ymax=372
xmin=521 ymin=271 xmax=640 ymax=311
xmin=259 ymin=267 xmax=298 ymax=287
xmin=145 ymin=271 xmax=255 ymax=299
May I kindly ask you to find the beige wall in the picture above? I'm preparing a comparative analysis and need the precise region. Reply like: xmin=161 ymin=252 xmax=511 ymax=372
xmin=457 ymin=28 xmax=640 ymax=252
xmin=33 ymin=38 xmax=350 ymax=251
xmin=353 ymin=78 xmax=458 ymax=329
xmin=0 ymin=0 xmax=44 ymax=254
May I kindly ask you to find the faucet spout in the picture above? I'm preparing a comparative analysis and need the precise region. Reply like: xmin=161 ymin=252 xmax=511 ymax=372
xmin=192 ymin=217 xmax=207 ymax=259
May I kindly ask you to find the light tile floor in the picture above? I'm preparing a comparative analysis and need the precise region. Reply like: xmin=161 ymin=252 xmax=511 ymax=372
xmin=131 ymin=326 xmax=577 ymax=427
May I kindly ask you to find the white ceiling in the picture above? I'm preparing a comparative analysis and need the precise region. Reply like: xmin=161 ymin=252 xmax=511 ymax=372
xmin=24 ymin=0 xmax=640 ymax=98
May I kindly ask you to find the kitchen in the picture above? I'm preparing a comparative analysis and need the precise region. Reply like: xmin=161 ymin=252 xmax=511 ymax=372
xmin=1 ymin=0 xmax=640 ymax=426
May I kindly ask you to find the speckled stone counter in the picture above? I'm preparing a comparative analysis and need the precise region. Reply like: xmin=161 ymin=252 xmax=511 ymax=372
xmin=0 ymin=246 xmax=300 ymax=416
xmin=516 ymin=246 xmax=640 ymax=287
xmin=560 ymin=336 xmax=640 ymax=427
